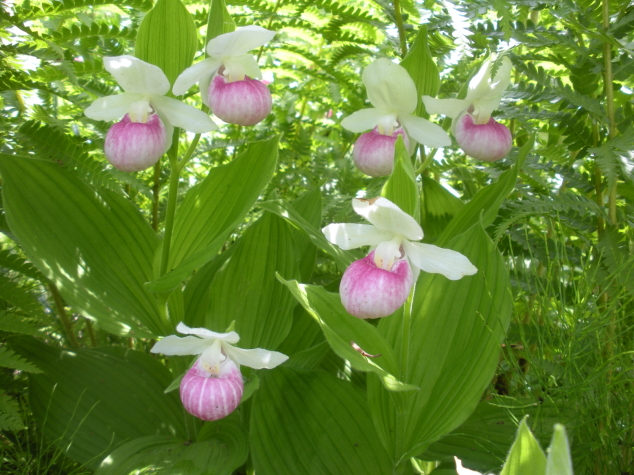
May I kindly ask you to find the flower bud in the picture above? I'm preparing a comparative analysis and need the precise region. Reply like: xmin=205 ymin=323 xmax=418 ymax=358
xmin=340 ymin=250 xmax=414 ymax=319
xmin=104 ymin=113 xmax=167 ymax=172
xmin=454 ymin=112 xmax=512 ymax=162
xmin=208 ymin=75 xmax=272 ymax=126
xmin=180 ymin=357 xmax=244 ymax=421
xmin=352 ymin=126 xmax=409 ymax=177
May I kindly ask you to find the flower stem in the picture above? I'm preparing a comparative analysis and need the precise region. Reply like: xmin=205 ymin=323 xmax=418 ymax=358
xmin=152 ymin=161 xmax=161 ymax=232
xmin=393 ymin=0 xmax=408 ymax=57
xmin=159 ymin=129 xmax=182 ymax=278
xmin=602 ymin=0 xmax=618 ymax=225
xmin=48 ymin=282 xmax=79 ymax=347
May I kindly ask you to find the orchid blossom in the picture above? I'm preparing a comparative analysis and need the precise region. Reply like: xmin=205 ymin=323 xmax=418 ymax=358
xmin=151 ymin=322 xmax=288 ymax=421
xmin=173 ymin=26 xmax=275 ymax=126
xmin=84 ymin=56 xmax=216 ymax=172
xmin=422 ymin=56 xmax=513 ymax=161
xmin=322 ymin=197 xmax=477 ymax=318
xmin=341 ymin=58 xmax=451 ymax=177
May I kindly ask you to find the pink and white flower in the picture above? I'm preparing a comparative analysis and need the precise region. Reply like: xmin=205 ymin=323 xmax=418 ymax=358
xmin=422 ymin=56 xmax=513 ymax=162
xmin=84 ymin=56 xmax=216 ymax=172
xmin=323 ymin=197 xmax=477 ymax=318
xmin=173 ymin=26 xmax=275 ymax=126
xmin=151 ymin=322 xmax=288 ymax=421
xmin=341 ymin=58 xmax=451 ymax=176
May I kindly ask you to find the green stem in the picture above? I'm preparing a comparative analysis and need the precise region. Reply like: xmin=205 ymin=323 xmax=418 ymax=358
xmin=415 ymin=148 xmax=437 ymax=174
xmin=159 ymin=129 xmax=182 ymax=278
xmin=176 ymin=133 xmax=201 ymax=174
xmin=393 ymin=0 xmax=408 ymax=57
xmin=152 ymin=161 xmax=161 ymax=232
xmin=603 ymin=0 xmax=618 ymax=226
xmin=48 ymin=283 xmax=79 ymax=347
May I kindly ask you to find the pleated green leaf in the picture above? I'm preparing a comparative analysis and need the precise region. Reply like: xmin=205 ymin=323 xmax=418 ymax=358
xmin=546 ymin=424 xmax=573 ymax=475
xmin=368 ymin=223 xmax=512 ymax=464
xmin=500 ymin=417 xmax=547 ymax=475
xmin=96 ymin=418 xmax=247 ymax=475
xmin=259 ymin=199 xmax=359 ymax=272
xmin=401 ymin=25 xmax=440 ymax=117
xmin=147 ymin=136 xmax=279 ymax=293
xmin=279 ymin=279 xmax=416 ymax=392
xmin=206 ymin=0 xmax=235 ymax=44
xmin=420 ymin=175 xmax=464 ymax=242
xmin=437 ymin=138 xmax=532 ymax=246
xmin=12 ymin=337 xmax=187 ymax=469
xmin=206 ymin=212 xmax=299 ymax=350
xmin=250 ymin=366 xmax=393 ymax=475
xmin=0 ymin=154 xmax=161 ymax=337
xmin=135 ymin=0 xmax=198 ymax=87
xmin=382 ymin=136 xmax=419 ymax=222
xmin=289 ymin=188 xmax=322 ymax=282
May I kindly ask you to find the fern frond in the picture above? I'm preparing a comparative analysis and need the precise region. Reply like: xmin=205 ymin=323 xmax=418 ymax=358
xmin=0 ymin=346 xmax=42 ymax=373
xmin=589 ymin=125 xmax=634 ymax=190
xmin=0 ymin=312 xmax=41 ymax=336
xmin=0 ymin=274 xmax=45 ymax=320
xmin=0 ymin=249 xmax=46 ymax=282
xmin=0 ymin=393 xmax=25 ymax=431
xmin=50 ymin=23 xmax=136 ymax=42
xmin=19 ymin=0 xmax=153 ymax=19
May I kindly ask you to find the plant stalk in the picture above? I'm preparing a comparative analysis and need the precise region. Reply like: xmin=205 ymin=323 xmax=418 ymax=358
xmin=603 ymin=0 xmax=618 ymax=225
xmin=393 ymin=0 xmax=408 ymax=57
xmin=48 ymin=283 xmax=79 ymax=347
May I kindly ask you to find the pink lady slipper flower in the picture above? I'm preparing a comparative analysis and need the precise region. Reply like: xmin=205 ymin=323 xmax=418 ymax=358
xmin=173 ymin=26 xmax=275 ymax=126
xmin=341 ymin=58 xmax=451 ymax=177
xmin=151 ymin=323 xmax=288 ymax=421
xmin=323 ymin=197 xmax=477 ymax=319
xmin=422 ymin=56 xmax=513 ymax=162
xmin=84 ymin=56 xmax=216 ymax=172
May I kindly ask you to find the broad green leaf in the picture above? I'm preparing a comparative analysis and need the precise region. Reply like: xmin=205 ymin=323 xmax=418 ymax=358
xmin=156 ymin=136 xmax=278 ymax=291
xmin=135 ymin=0 xmax=198 ymax=87
xmin=546 ymin=424 xmax=573 ymax=475
xmin=206 ymin=212 xmax=299 ymax=350
xmin=250 ymin=366 xmax=393 ymax=475
xmin=437 ymin=138 xmax=532 ymax=246
xmin=259 ymin=199 xmax=359 ymax=272
xmin=206 ymin=0 xmax=235 ymax=44
xmin=401 ymin=25 xmax=440 ymax=117
xmin=289 ymin=188 xmax=322 ymax=282
xmin=500 ymin=417 xmax=547 ymax=475
xmin=277 ymin=306 xmax=324 ymax=357
xmin=96 ymin=417 xmax=247 ymax=475
xmin=368 ymin=224 xmax=512 ymax=464
xmin=382 ymin=136 xmax=419 ymax=222
xmin=279 ymin=278 xmax=416 ymax=392
xmin=420 ymin=175 xmax=464 ymax=242
xmin=11 ymin=337 xmax=188 ymax=469
xmin=0 ymin=154 xmax=162 ymax=337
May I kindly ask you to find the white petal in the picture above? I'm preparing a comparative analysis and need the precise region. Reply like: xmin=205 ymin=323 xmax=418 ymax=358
xmin=402 ymin=241 xmax=477 ymax=280
xmin=223 ymin=344 xmax=288 ymax=369
xmin=363 ymin=58 xmax=417 ymax=113
xmin=353 ymin=197 xmax=423 ymax=241
xmin=399 ymin=114 xmax=452 ymax=148
xmin=150 ymin=335 xmax=212 ymax=355
xmin=421 ymin=96 xmax=469 ymax=118
xmin=176 ymin=322 xmax=240 ymax=343
xmin=84 ymin=93 xmax=143 ymax=121
xmin=467 ymin=58 xmax=495 ymax=101
xmin=151 ymin=96 xmax=217 ymax=133
xmin=223 ymin=55 xmax=262 ymax=80
xmin=341 ymin=108 xmax=389 ymax=133
xmin=200 ymin=340 xmax=224 ymax=375
xmin=206 ymin=26 xmax=275 ymax=58
xmin=322 ymin=223 xmax=394 ymax=250
xmin=374 ymin=238 xmax=402 ymax=270
xmin=104 ymin=55 xmax=169 ymax=95
xmin=490 ymin=57 xmax=512 ymax=95
xmin=172 ymin=57 xmax=222 ymax=96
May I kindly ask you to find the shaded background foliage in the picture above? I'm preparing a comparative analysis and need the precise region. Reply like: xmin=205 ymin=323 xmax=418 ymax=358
xmin=0 ymin=0 xmax=633 ymax=473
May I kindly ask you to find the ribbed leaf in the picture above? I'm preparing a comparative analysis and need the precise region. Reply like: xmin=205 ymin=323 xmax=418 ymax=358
xmin=382 ymin=136 xmax=419 ymax=222
xmin=368 ymin=223 xmax=512 ymax=464
xmin=251 ymin=367 xmax=393 ymax=475
xmin=289 ymin=188 xmax=322 ymax=282
xmin=401 ymin=25 xmax=440 ymax=117
xmin=546 ymin=425 xmax=573 ymax=475
xmin=206 ymin=212 xmax=299 ymax=350
xmin=0 ymin=154 xmax=162 ymax=337
xmin=500 ymin=417 xmax=547 ymax=475
xmin=206 ymin=0 xmax=235 ymax=44
xmin=279 ymin=279 xmax=416 ymax=392
xmin=135 ymin=0 xmax=198 ymax=87
xmin=420 ymin=175 xmax=464 ymax=242
xmin=12 ymin=337 xmax=187 ymax=470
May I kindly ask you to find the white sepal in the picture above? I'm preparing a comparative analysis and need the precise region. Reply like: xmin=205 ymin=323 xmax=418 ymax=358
xmin=352 ymin=198 xmax=423 ymax=241
xmin=172 ymin=57 xmax=222 ymax=96
xmin=176 ymin=322 xmax=240 ymax=343
xmin=206 ymin=26 xmax=275 ymax=58
xmin=399 ymin=114 xmax=452 ymax=148
xmin=402 ymin=241 xmax=477 ymax=280
xmin=422 ymin=96 xmax=468 ymax=119
xmin=84 ymin=93 xmax=143 ymax=121
xmin=322 ymin=223 xmax=393 ymax=250
xmin=223 ymin=345 xmax=289 ymax=370
xmin=363 ymin=58 xmax=417 ymax=113
xmin=341 ymin=108 xmax=390 ymax=133
xmin=150 ymin=335 xmax=214 ymax=355
xmin=104 ymin=56 xmax=170 ymax=96
xmin=152 ymin=95 xmax=217 ymax=133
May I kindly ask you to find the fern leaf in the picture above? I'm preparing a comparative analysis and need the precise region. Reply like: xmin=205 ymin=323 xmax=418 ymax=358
xmin=0 ymin=249 xmax=46 ymax=282
xmin=0 ymin=274 xmax=45 ymax=319
xmin=0 ymin=312 xmax=40 ymax=336
xmin=19 ymin=0 xmax=153 ymax=19
xmin=0 ymin=346 xmax=42 ymax=373
xmin=50 ymin=23 xmax=136 ymax=42
xmin=589 ymin=125 xmax=634 ymax=190
xmin=0 ymin=393 xmax=25 ymax=431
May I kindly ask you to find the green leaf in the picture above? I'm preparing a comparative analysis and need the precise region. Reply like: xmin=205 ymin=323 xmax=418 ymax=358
xmin=0 ymin=312 xmax=40 ymax=335
xmin=206 ymin=212 xmax=300 ymax=350
xmin=0 ymin=345 xmax=41 ymax=372
xmin=96 ymin=417 xmax=247 ymax=475
xmin=0 ymin=247 xmax=46 ymax=281
xmin=155 ymin=136 xmax=278 ymax=291
xmin=289 ymin=188 xmax=322 ymax=282
xmin=382 ymin=136 xmax=419 ymax=222
xmin=0 ymin=154 xmax=162 ymax=337
xmin=259 ymin=199 xmax=359 ymax=273
xmin=278 ymin=278 xmax=417 ymax=392
xmin=401 ymin=25 xmax=440 ymax=117
xmin=0 ymin=393 xmax=24 ymax=431
xmin=0 ymin=273 xmax=45 ymax=319
xmin=437 ymin=137 xmax=532 ymax=246
xmin=546 ymin=424 xmax=573 ymax=475
xmin=420 ymin=176 xmax=464 ymax=242
xmin=206 ymin=0 xmax=235 ymax=44
xmin=500 ymin=417 xmax=547 ymax=475
xmin=135 ymin=0 xmax=198 ymax=87
xmin=12 ymin=337 xmax=188 ymax=469
xmin=250 ymin=366 xmax=394 ymax=474
xmin=368 ymin=223 xmax=513 ymax=463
